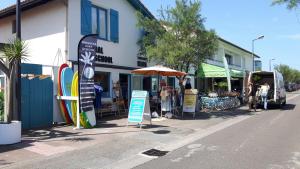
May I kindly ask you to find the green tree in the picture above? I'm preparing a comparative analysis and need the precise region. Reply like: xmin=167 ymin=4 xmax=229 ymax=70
xmin=0 ymin=38 xmax=29 ymax=123
xmin=137 ymin=0 xmax=218 ymax=93
xmin=274 ymin=64 xmax=300 ymax=83
xmin=272 ymin=0 xmax=300 ymax=9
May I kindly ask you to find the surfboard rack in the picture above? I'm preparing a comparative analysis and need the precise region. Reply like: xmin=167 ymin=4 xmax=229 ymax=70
xmin=56 ymin=95 xmax=82 ymax=130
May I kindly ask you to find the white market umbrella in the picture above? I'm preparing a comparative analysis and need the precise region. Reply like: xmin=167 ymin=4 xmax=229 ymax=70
xmin=132 ymin=65 xmax=186 ymax=76
xmin=132 ymin=65 xmax=186 ymax=117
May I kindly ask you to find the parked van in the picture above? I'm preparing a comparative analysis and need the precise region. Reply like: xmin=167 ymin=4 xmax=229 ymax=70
xmin=246 ymin=71 xmax=286 ymax=107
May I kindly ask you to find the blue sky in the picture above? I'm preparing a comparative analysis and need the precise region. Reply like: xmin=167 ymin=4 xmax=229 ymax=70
xmin=1 ymin=0 xmax=299 ymax=71
xmin=141 ymin=0 xmax=300 ymax=71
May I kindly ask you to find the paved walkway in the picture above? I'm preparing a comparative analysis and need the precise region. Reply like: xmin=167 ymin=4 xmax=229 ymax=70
xmin=0 ymin=106 xmax=252 ymax=169
xmin=2 ymin=92 xmax=297 ymax=169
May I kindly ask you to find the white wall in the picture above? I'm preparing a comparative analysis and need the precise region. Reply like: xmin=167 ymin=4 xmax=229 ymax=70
xmin=68 ymin=0 xmax=142 ymax=68
xmin=0 ymin=0 xmax=67 ymax=66
xmin=0 ymin=0 xmax=67 ymax=123
xmin=210 ymin=40 xmax=254 ymax=72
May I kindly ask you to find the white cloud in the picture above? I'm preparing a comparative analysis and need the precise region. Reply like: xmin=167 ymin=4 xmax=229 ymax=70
xmin=279 ymin=34 xmax=300 ymax=40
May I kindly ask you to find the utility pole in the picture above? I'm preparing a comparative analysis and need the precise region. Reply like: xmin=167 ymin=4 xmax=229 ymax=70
xmin=16 ymin=0 xmax=21 ymax=120
xmin=252 ymin=35 xmax=264 ymax=71
xmin=269 ymin=59 xmax=275 ymax=71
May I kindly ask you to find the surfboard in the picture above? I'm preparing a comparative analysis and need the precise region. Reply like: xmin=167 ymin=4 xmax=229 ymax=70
xmin=57 ymin=64 xmax=72 ymax=124
xmin=71 ymin=71 xmax=94 ymax=128
xmin=85 ymin=109 xmax=96 ymax=127
xmin=71 ymin=71 xmax=80 ymax=126
xmin=61 ymin=67 xmax=74 ymax=123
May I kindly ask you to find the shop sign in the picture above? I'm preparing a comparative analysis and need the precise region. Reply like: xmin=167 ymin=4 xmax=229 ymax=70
xmin=128 ymin=90 xmax=151 ymax=125
xmin=95 ymin=46 xmax=113 ymax=64
xmin=78 ymin=35 xmax=97 ymax=113
xmin=183 ymin=89 xmax=198 ymax=113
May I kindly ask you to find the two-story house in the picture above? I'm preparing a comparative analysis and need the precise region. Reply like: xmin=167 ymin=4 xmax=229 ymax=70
xmin=0 ymin=0 xmax=153 ymax=123
xmin=196 ymin=38 xmax=260 ymax=93
xmin=0 ymin=0 xmax=261 ymax=126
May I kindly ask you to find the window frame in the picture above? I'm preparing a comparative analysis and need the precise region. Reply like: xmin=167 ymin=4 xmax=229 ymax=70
xmin=91 ymin=5 xmax=108 ymax=41
xmin=225 ymin=53 xmax=233 ymax=65
xmin=12 ymin=20 xmax=16 ymax=34
xmin=94 ymin=71 xmax=111 ymax=98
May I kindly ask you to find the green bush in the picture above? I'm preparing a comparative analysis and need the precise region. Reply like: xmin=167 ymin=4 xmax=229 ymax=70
xmin=0 ymin=92 xmax=4 ymax=121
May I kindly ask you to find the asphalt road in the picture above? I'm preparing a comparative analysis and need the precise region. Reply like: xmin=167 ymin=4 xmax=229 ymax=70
xmin=136 ymin=93 xmax=300 ymax=169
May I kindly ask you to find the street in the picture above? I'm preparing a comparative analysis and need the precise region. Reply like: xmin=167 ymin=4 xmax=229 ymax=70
xmin=0 ymin=93 xmax=298 ymax=169
xmin=136 ymin=93 xmax=300 ymax=169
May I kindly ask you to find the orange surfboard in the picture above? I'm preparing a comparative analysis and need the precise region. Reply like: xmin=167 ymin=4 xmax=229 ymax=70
xmin=57 ymin=64 xmax=72 ymax=124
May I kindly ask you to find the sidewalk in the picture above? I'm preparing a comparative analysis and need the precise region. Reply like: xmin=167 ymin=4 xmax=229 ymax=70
xmin=0 ymin=107 xmax=254 ymax=169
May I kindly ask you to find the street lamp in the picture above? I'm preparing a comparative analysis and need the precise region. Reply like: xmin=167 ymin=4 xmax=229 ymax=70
xmin=252 ymin=35 xmax=264 ymax=71
xmin=269 ymin=58 xmax=275 ymax=71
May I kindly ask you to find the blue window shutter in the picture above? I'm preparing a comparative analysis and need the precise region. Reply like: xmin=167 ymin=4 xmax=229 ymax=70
xmin=81 ymin=0 xmax=92 ymax=35
xmin=110 ymin=9 xmax=119 ymax=43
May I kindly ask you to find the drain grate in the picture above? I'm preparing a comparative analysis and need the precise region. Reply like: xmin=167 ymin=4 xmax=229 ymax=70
xmin=142 ymin=149 xmax=169 ymax=157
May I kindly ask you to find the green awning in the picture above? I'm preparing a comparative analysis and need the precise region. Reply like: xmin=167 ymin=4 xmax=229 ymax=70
xmin=230 ymin=69 xmax=244 ymax=77
xmin=198 ymin=63 xmax=226 ymax=78
xmin=198 ymin=63 xmax=244 ymax=78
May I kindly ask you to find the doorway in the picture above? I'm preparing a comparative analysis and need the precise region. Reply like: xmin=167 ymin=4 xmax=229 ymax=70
xmin=119 ymin=74 xmax=131 ymax=107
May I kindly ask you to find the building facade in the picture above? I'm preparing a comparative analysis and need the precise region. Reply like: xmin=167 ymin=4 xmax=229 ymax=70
xmin=0 ymin=0 xmax=261 ymax=124
xmin=196 ymin=38 xmax=260 ymax=93
xmin=0 ymin=0 xmax=152 ymax=122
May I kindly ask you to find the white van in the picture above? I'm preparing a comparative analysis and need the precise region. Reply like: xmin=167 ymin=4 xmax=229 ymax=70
xmin=246 ymin=71 xmax=286 ymax=107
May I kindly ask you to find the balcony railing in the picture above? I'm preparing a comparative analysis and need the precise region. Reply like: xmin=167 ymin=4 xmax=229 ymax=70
xmin=205 ymin=59 xmax=242 ymax=70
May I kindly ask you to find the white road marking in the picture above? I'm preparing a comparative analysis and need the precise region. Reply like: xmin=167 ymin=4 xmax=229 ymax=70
xmin=187 ymin=144 xmax=202 ymax=149
xmin=235 ymin=138 xmax=249 ymax=152
xmin=184 ymin=147 xmax=204 ymax=158
xmin=170 ymin=157 xmax=183 ymax=163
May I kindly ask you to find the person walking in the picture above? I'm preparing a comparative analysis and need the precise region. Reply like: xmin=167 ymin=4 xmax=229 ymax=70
xmin=260 ymin=83 xmax=270 ymax=110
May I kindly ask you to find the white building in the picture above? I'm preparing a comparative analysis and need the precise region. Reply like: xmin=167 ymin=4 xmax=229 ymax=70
xmin=196 ymin=38 xmax=260 ymax=93
xmin=0 ymin=0 xmax=153 ymax=123
xmin=0 ymin=0 xmax=260 ymax=125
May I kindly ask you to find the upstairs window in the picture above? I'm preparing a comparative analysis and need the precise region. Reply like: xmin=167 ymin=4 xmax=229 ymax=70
xmin=225 ymin=54 xmax=233 ymax=65
xmin=81 ymin=0 xmax=119 ymax=42
xmin=12 ymin=20 xmax=16 ymax=34
xmin=91 ymin=6 xmax=107 ymax=40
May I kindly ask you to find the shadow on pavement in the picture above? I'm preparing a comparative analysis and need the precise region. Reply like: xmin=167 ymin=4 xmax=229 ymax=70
xmin=151 ymin=129 xmax=171 ymax=135
xmin=280 ymin=104 xmax=296 ymax=111
xmin=0 ymin=159 xmax=12 ymax=166
xmin=23 ymin=128 xmax=83 ymax=141
xmin=0 ymin=139 xmax=35 ymax=154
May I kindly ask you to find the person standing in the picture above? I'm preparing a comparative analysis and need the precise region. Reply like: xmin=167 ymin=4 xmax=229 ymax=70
xmin=248 ymin=82 xmax=259 ymax=111
xmin=260 ymin=83 xmax=270 ymax=110
xmin=185 ymin=78 xmax=192 ymax=89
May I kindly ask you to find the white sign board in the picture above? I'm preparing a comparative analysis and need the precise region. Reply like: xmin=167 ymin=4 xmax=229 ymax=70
xmin=128 ymin=90 xmax=151 ymax=127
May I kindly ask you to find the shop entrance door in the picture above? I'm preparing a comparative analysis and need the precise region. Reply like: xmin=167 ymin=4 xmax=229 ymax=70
xmin=119 ymin=74 xmax=131 ymax=107
xmin=131 ymin=75 xmax=143 ymax=91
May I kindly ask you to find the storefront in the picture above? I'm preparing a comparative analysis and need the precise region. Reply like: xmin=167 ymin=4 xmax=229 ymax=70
xmin=197 ymin=63 xmax=244 ymax=94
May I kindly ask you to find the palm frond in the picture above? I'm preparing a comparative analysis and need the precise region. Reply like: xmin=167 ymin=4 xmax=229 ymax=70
xmin=2 ymin=38 xmax=29 ymax=63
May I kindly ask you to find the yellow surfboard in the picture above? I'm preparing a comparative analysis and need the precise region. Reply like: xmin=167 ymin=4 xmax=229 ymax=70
xmin=71 ymin=71 xmax=93 ymax=128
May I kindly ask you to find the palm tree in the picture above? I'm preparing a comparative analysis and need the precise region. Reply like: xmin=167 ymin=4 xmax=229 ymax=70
xmin=0 ymin=38 xmax=29 ymax=123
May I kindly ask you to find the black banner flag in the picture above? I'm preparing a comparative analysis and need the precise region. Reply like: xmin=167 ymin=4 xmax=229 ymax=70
xmin=78 ymin=35 xmax=97 ymax=112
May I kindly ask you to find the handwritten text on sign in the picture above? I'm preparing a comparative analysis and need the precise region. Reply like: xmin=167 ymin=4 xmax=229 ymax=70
xmin=128 ymin=98 xmax=145 ymax=123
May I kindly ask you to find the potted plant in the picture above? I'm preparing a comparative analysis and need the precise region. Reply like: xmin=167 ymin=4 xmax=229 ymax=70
xmin=0 ymin=38 xmax=28 ymax=145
